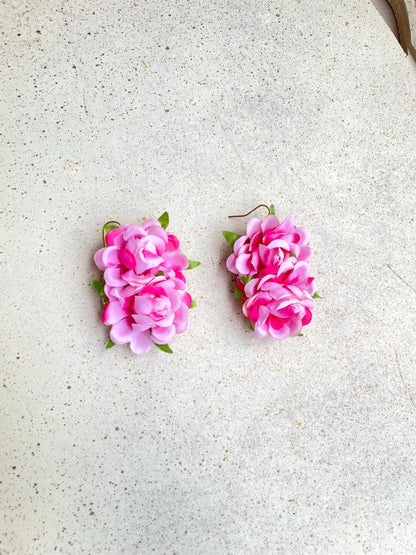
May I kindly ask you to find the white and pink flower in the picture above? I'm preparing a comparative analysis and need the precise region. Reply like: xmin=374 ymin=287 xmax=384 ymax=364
xmin=242 ymin=259 xmax=315 ymax=339
xmin=93 ymin=218 xmax=196 ymax=354
xmin=226 ymin=215 xmax=312 ymax=278
xmin=224 ymin=209 xmax=316 ymax=339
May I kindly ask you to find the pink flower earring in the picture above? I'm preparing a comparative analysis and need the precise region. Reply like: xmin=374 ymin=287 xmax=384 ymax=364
xmin=222 ymin=204 xmax=319 ymax=339
xmin=92 ymin=213 xmax=199 ymax=354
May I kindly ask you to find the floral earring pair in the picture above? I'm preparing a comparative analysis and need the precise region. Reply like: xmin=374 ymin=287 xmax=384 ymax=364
xmin=92 ymin=206 xmax=317 ymax=354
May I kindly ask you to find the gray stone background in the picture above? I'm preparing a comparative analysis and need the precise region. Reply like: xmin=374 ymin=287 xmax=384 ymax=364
xmin=1 ymin=0 xmax=416 ymax=552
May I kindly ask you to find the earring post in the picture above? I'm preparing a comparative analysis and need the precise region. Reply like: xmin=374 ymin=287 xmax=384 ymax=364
xmin=228 ymin=204 xmax=271 ymax=219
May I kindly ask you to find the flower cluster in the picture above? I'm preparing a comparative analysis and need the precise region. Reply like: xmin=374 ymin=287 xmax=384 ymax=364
xmin=93 ymin=216 xmax=197 ymax=354
xmin=224 ymin=211 xmax=316 ymax=339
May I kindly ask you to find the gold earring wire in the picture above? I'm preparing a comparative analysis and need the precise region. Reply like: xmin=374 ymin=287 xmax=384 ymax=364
xmin=102 ymin=220 xmax=121 ymax=246
xmin=228 ymin=204 xmax=271 ymax=219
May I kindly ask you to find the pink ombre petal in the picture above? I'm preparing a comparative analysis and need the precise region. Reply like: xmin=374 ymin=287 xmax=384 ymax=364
xmin=162 ymin=250 xmax=188 ymax=271
xmin=258 ymin=244 xmax=272 ymax=267
xmin=233 ymin=235 xmax=248 ymax=253
xmin=147 ymin=225 xmax=168 ymax=242
xmin=132 ymin=314 xmax=155 ymax=331
xmin=151 ymin=324 xmax=176 ymax=344
xmin=258 ymin=305 xmax=269 ymax=327
xmin=246 ymin=218 xmax=262 ymax=237
xmin=302 ymin=308 xmax=313 ymax=326
xmin=101 ymin=246 xmax=121 ymax=267
xmin=122 ymin=225 xmax=147 ymax=240
xmin=103 ymin=301 xmax=129 ymax=325
xmin=269 ymin=320 xmax=290 ymax=340
xmin=104 ymin=284 xmax=118 ymax=302
xmin=294 ymin=226 xmax=309 ymax=245
xmin=289 ymin=261 xmax=309 ymax=285
xmin=182 ymin=292 xmax=192 ymax=308
xmin=166 ymin=234 xmax=180 ymax=250
xmin=133 ymin=296 xmax=152 ymax=315
xmin=141 ymin=219 xmax=160 ymax=231
xmin=298 ymin=246 xmax=313 ymax=262
xmin=94 ymin=248 xmax=107 ymax=270
xmin=267 ymin=239 xmax=290 ymax=251
xmin=105 ymin=226 xmax=126 ymax=247
xmin=235 ymin=254 xmax=252 ymax=275
xmin=261 ymin=215 xmax=279 ymax=233
xmin=226 ymin=253 xmax=238 ymax=274
xmin=109 ymin=317 xmax=133 ymax=344
xmin=174 ymin=304 xmax=189 ymax=333
xmin=274 ymin=305 xmax=298 ymax=319
xmin=254 ymin=321 xmax=269 ymax=338
xmin=104 ymin=267 xmax=127 ymax=287
xmin=118 ymin=248 xmax=136 ymax=269
xmin=251 ymin=249 xmax=260 ymax=273
xmin=287 ymin=318 xmax=303 ymax=337
xmin=140 ymin=250 xmax=164 ymax=269
xmin=277 ymin=216 xmax=294 ymax=235
xmin=249 ymin=231 xmax=262 ymax=251
xmin=164 ymin=287 xmax=181 ymax=312
xmin=130 ymin=328 xmax=154 ymax=354
xmin=154 ymin=312 xmax=175 ymax=328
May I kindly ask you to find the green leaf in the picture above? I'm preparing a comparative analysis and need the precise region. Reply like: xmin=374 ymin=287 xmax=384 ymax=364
xmin=189 ymin=299 xmax=197 ymax=309
xmin=238 ymin=275 xmax=252 ymax=284
xmin=186 ymin=260 xmax=200 ymax=270
xmin=234 ymin=285 xmax=243 ymax=299
xmin=91 ymin=279 xmax=105 ymax=296
xmin=158 ymin=211 xmax=169 ymax=229
xmin=222 ymin=230 xmax=241 ymax=248
xmin=289 ymin=252 xmax=296 ymax=257
xmin=298 ymin=333 xmax=304 ymax=337
xmin=269 ymin=204 xmax=275 ymax=215
xmin=106 ymin=339 xmax=116 ymax=349
xmin=248 ymin=322 xmax=254 ymax=331
xmin=154 ymin=342 xmax=173 ymax=354
xmin=155 ymin=270 xmax=164 ymax=277
xmin=312 ymin=293 xmax=322 ymax=299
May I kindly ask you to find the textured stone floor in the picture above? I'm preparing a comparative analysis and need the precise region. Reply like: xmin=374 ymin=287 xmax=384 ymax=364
xmin=1 ymin=0 xmax=416 ymax=553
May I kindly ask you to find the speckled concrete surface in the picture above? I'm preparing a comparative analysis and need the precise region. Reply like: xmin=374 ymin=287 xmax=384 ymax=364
xmin=1 ymin=0 xmax=416 ymax=553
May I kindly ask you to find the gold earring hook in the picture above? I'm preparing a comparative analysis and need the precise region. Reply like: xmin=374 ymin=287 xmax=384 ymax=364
xmin=102 ymin=220 xmax=121 ymax=246
xmin=228 ymin=204 xmax=271 ymax=219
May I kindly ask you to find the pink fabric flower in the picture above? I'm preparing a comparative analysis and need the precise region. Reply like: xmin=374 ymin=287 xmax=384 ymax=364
xmin=94 ymin=220 xmax=193 ymax=354
xmin=242 ymin=259 xmax=315 ymax=339
xmin=94 ymin=220 xmax=188 ymax=303
xmin=103 ymin=274 xmax=192 ymax=354
xmin=226 ymin=215 xmax=312 ymax=278
xmin=224 ymin=210 xmax=316 ymax=338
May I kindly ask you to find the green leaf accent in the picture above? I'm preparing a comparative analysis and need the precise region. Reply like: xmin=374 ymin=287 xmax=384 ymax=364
xmin=154 ymin=342 xmax=173 ymax=354
xmin=155 ymin=270 xmax=164 ymax=277
xmin=186 ymin=260 xmax=201 ymax=270
xmin=298 ymin=333 xmax=304 ymax=337
xmin=234 ymin=285 xmax=243 ymax=299
xmin=312 ymin=293 xmax=322 ymax=299
xmin=238 ymin=275 xmax=252 ymax=284
xmin=189 ymin=299 xmax=197 ymax=309
xmin=91 ymin=279 xmax=105 ymax=296
xmin=289 ymin=252 xmax=296 ymax=257
xmin=106 ymin=339 xmax=116 ymax=349
xmin=269 ymin=204 xmax=275 ymax=215
xmin=158 ymin=211 xmax=169 ymax=229
xmin=222 ymin=230 xmax=241 ymax=248
xmin=248 ymin=322 xmax=254 ymax=331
